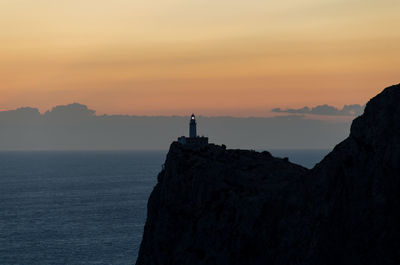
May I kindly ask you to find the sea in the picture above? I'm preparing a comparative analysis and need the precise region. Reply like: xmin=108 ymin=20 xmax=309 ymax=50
xmin=0 ymin=149 xmax=329 ymax=265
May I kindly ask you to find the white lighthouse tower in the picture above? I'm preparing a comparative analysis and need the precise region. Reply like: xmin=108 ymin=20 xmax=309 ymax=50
xmin=189 ymin=114 xmax=197 ymax=138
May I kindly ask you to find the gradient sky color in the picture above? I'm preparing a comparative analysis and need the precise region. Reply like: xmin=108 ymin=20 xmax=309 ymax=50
xmin=1 ymin=0 xmax=399 ymax=116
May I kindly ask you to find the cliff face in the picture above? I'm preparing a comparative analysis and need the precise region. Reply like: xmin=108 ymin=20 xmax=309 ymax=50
xmin=305 ymin=84 xmax=400 ymax=264
xmin=136 ymin=84 xmax=400 ymax=265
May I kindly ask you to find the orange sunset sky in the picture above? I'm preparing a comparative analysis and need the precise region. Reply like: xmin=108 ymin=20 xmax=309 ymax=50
xmin=1 ymin=0 xmax=399 ymax=116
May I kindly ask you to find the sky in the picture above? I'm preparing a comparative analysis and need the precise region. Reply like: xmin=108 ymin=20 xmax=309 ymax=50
xmin=1 ymin=0 xmax=399 ymax=116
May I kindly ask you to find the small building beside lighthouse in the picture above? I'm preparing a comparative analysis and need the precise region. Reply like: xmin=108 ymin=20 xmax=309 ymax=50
xmin=178 ymin=114 xmax=208 ymax=146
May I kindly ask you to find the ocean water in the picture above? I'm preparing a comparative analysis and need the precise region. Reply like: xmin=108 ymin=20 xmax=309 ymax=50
xmin=0 ymin=151 xmax=165 ymax=265
xmin=0 ymin=149 xmax=328 ymax=265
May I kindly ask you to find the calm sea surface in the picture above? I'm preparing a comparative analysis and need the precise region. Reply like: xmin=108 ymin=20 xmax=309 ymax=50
xmin=0 ymin=149 xmax=328 ymax=264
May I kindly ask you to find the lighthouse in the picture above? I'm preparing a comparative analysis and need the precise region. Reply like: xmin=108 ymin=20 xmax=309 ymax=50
xmin=189 ymin=114 xmax=197 ymax=138
xmin=177 ymin=114 xmax=209 ymax=146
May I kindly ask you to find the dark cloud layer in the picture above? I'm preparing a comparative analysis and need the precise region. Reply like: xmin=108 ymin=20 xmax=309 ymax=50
xmin=0 ymin=103 xmax=352 ymax=150
xmin=272 ymin=104 xmax=365 ymax=116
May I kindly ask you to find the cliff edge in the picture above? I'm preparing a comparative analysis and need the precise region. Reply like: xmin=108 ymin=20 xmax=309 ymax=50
xmin=137 ymin=84 xmax=400 ymax=265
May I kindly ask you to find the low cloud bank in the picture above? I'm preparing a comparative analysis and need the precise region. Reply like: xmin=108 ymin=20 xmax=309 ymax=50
xmin=272 ymin=104 xmax=365 ymax=116
xmin=0 ymin=103 xmax=352 ymax=150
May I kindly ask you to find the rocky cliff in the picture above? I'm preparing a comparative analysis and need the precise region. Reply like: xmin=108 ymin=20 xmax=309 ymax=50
xmin=136 ymin=84 xmax=400 ymax=265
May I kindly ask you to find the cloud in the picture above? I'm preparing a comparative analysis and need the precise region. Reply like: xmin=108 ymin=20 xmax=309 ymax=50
xmin=44 ymin=103 xmax=96 ymax=120
xmin=0 ymin=103 xmax=352 ymax=150
xmin=0 ymin=107 xmax=41 ymax=121
xmin=272 ymin=104 xmax=365 ymax=116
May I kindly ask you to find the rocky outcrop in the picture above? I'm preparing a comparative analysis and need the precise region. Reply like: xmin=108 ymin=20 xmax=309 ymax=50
xmin=136 ymin=84 xmax=400 ymax=265
xmin=304 ymin=84 xmax=400 ymax=265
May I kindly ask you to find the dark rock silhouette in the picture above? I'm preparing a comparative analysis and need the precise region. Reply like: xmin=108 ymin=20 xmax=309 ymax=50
xmin=136 ymin=84 xmax=400 ymax=265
